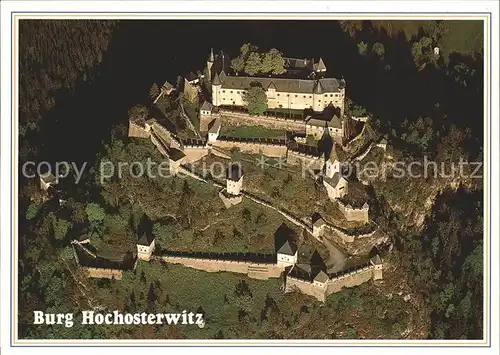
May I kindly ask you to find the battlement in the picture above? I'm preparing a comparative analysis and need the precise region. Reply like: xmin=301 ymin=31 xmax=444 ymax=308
xmin=285 ymin=258 xmax=381 ymax=302
xmin=336 ymin=198 xmax=370 ymax=223
xmin=161 ymin=250 xmax=276 ymax=264
xmin=218 ymin=136 xmax=287 ymax=147
xmin=180 ymin=137 xmax=208 ymax=148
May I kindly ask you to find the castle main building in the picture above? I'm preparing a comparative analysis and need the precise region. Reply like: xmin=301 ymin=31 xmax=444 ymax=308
xmin=207 ymin=49 xmax=346 ymax=116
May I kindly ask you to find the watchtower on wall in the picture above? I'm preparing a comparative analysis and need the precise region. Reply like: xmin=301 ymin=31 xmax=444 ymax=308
xmin=226 ymin=163 xmax=243 ymax=196
xmin=370 ymin=254 xmax=383 ymax=280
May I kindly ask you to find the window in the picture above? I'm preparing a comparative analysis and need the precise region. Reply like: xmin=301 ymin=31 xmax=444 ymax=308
xmin=222 ymin=98 xmax=226 ymax=100
xmin=230 ymin=91 xmax=233 ymax=93
xmin=318 ymin=100 xmax=321 ymax=102
xmin=295 ymin=95 xmax=298 ymax=97
xmin=287 ymin=94 xmax=289 ymax=97
xmin=303 ymin=95 xmax=306 ymax=98
xmin=309 ymin=95 xmax=312 ymax=98
xmin=222 ymin=90 xmax=225 ymax=93
xmin=277 ymin=93 xmax=280 ymax=96
xmin=330 ymin=94 xmax=334 ymax=97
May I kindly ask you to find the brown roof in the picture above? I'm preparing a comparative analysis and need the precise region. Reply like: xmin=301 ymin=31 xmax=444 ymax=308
xmin=227 ymin=163 xmax=243 ymax=181
xmin=200 ymin=101 xmax=213 ymax=111
xmin=220 ymin=75 xmax=341 ymax=94
xmin=307 ymin=114 xmax=342 ymax=129
xmin=138 ymin=233 xmax=155 ymax=246
xmin=278 ymin=240 xmax=297 ymax=256
xmin=208 ymin=118 xmax=221 ymax=134
xmin=314 ymin=270 xmax=329 ymax=283
xmin=185 ymin=72 xmax=198 ymax=82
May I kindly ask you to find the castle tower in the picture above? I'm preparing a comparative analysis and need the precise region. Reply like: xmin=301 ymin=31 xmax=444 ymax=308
xmin=370 ymin=254 xmax=383 ymax=280
xmin=212 ymin=71 xmax=222 ymax=107
xmin=206 ymin=48 xmax=214 ymax=81
xmin=137 ymin=233 xmax=156 ymax=261
xmin=325 ymin=145 xmax=341 ymax=179
xmin=312 ymin=80 xmax=324 ymax=112
xmin=339 ymin=78 xmax=346 ymax=117
xmin=277 ymin=240 xmax=298 ymax=268
xmin=311 ymin=213 xmax=326 ymax=238
xmin=226 ymin=163 xmax=243 ymax=196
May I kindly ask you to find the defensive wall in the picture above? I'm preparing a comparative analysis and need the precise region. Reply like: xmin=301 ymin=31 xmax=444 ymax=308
xmin=211 ymin=136 xmax=288 ymax=157
xmin=285 ymin=261 xmax=378 ymax=302
xmin=159 ymin=251 xmax=283 ymax=280
xmin=81 ymin=267 xmax=124 ymax=280
xmin=286 ymin=144 xmax=324 ymax=170
xmin=336 ymin=199 xmax=370 ymax=223
xmin=129 ymin=120 xmax=150 ymax=138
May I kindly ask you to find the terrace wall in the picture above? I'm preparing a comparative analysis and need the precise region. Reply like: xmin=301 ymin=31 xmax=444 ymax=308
xmin=211 ymin=138 xmax=287 ymax=157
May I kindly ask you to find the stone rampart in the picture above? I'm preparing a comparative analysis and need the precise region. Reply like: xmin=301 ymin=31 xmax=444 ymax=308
xmin=325 ymin=265 xmax=373 ymax=295
xmin=160 ymin=255 xmax=283 ymax=280
xmin=336 ymin=200 xmax=369 ymax=223
xmin=285 ymin=276 xmax=327 ymax=302
xmin=212 ymin=138 xmax=287 ymax=157
xmin=129 ymin=122 xmax=150 ymax=138
xmin=285 ymin=262 xmax=376 ymax=302
xmin=82 ymin=267 xmax=123 ymax=280
xmin=286 ymin=150 xmax=323 ymax=170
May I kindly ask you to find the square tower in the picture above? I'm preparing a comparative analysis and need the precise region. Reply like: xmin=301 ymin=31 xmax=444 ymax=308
xmin=137 ymin=233 xmax=156 ymax=261
xmin=226 ymin=163 xmax=244 ymax=196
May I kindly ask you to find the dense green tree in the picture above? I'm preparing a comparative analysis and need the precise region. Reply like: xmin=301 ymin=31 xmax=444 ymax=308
xmin=357 ymin=41 xmax=368 ymax=55
xmin=244 ymin=52 xmax=263 ymax=76
xmin=149 ymin=83 xmax=160 ymax=100
xmin=243 ymin=83 xmax=268 ymax=115
xmin=52 ymin=217 xmax=72 ymax=241
xmin=85 ymin=202 xmax=106 ymax=224
xmin=230 ymin=56 xmax=245 ymax=74
xmin=261 ymin=48 xmax=286 ymax=75
xmin=372 ymin=42 xmax=385 ymax=57
xmin=26 ymin=203 xmax=40 ymax=220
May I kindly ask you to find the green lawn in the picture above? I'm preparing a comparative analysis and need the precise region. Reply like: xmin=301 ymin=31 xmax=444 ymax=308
xmin=370 ymin=20 xmax=483 ymax=60
xmin=440 ymin=20 xmax=483 ymax=60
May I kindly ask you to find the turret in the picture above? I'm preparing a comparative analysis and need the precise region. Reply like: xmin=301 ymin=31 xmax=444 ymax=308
xmin=312 ymin=80 xmax=324 ymax=112
xmin=325 ymin=144 xmax=341 ymax=178
xmin=315 ymin=57 xmax=327 ymax=73
xmin=211 ymin=71 xmax=222 ymax=107
xmin=338 ymin=78 xmax=346 ymax=116
xmin=206 ymin=48 xmax=214 ymax=81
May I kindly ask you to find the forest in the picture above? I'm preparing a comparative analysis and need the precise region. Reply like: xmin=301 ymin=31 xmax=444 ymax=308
xmin=17 ymin=19 xmax=484 ymax=340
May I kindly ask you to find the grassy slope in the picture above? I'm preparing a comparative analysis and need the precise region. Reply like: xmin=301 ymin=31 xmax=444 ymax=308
xmin=369 ymin=20 xmax=483 ymax=60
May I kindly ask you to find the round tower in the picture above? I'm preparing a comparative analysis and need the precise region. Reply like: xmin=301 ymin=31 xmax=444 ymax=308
xmin=211 ymin=71 xmax=222 ymax=107
xmin=312 ymin=80 xmax=324 ymax=112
